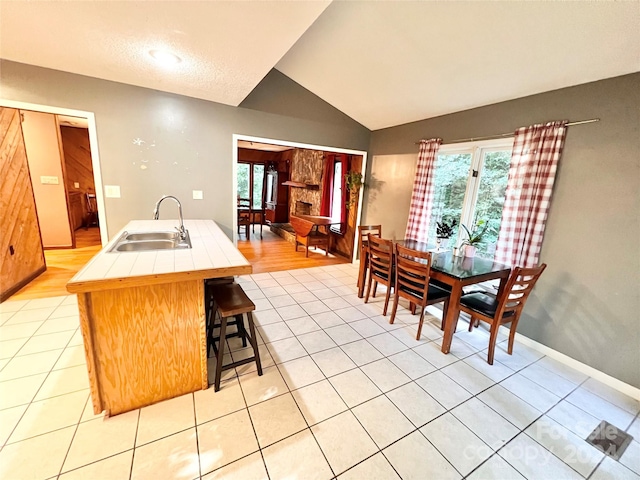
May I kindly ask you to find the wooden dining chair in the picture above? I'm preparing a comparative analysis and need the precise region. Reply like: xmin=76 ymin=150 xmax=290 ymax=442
xmin=364 ymin=235 xmax=394 ymax=315
xmin=459 ymin=264 xmax=547 ymax=364
xmin=250 ymin=205 xmax=265 ymax=239
xmin=237 ymin=200 xmax=251 ymax=239
xmin=85 ymin=192 xmax=99 ymax=228
xmin=357 ymin=225 xmax=382 ymax=298
xmin=390 ymin=244 xmax=451 ymax=340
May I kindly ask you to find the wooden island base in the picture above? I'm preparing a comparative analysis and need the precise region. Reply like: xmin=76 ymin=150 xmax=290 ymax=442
xmin=79 ymin=280 xmax=207 ymax=415
xmin=67 ymin=219 xmax=252 ymax=416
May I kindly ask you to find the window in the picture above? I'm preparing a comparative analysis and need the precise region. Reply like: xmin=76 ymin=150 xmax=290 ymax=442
xmin=330 ymin=161 xmax=343 ymax=223
xmin=252 ymin=164 xmax=265 ymax=209
xmin=427 ymin=139 xmax=513 ymax=258
xmin=237 ymin=162 xmax=265 ymax=209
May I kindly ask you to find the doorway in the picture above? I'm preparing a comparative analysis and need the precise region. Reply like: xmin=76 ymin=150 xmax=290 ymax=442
xmin=0 ymin=100 xmax=107 ymax=301
xmin=232 ymin=134 xmax=367 ymax=273
xmin=20 ymin=110 xmax=102 ymax=250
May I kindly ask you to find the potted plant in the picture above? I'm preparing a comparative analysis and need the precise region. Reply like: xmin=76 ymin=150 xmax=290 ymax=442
xmin=435 ymin=218 xmax=457 ymax=250
xmin=345 ymin=171 xmax=363 ymax=208
xmin=460 ymin=220 xmax=489 ymax=258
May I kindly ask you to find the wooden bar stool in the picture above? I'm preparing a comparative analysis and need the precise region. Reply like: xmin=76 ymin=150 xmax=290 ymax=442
xmin=210 ymin=283 xmax=262 ymax=391
xmin=204 ymin=277 xmax=235 ymax=356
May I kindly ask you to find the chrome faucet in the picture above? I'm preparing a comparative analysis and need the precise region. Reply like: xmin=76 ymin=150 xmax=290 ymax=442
xmin=153 ymin=195 xmax=186 ymax=240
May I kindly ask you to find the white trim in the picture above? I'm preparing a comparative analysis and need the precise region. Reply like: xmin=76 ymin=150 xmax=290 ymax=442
xmin=0 ymin=98 xmax=108 ymax=245
xmin=513 ymin=331 xmax=640 ymax=401
xmin=438 ymin=137 xmax=515 ymax=153
xmin=231 ymin=134 xmax=368 ymax=259
xmin=234 ymin=134 xmax=368 ymax=157
xmin=352 ymin=152 xmax=368 ymax=262
xmin=231 ymin=136 xmax=240 ymax=244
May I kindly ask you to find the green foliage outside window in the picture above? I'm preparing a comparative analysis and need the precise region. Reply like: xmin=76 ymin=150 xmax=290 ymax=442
xmin=237 ymin=163 xmax=265 ymax=209
xmin=428 ymin=150 xmax=510 ymax=258
xmin=237 ymin=164 xmax=250 ymax=200
xmin=253 ymin=165 xmax=265 ymax=209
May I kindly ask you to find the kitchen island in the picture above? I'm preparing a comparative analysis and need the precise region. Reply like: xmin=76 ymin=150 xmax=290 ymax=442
xmin=66 ymin=219 xmax=251 ymax=416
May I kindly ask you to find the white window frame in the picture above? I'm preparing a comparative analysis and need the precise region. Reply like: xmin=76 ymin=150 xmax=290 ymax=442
xmin=330 ymin=160 xmax=343 ymax=224
xmin=436 ymin=137 xmax=515 ymax=248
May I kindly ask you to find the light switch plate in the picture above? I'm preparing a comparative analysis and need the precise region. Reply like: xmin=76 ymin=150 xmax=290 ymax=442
xmin=104 ymin=185 xmax=121 ymax=198
xmin=192 ymin=190 xmax=203 ymax=200
xmin=74 ymin=182 xmax=80 ymax=188
xmin=40 ymin=175 xmax=59 ymax=185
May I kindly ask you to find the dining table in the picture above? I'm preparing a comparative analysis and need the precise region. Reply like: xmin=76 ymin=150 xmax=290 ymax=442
xmin=398 ymin=240 xmax=512 ymax=355
xmin=294 ymin=214 xmax=337 ymax=227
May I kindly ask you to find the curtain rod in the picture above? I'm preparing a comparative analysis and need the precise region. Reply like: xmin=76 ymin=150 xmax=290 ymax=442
xmin=414 ymin=118 xmax=600 ymax=145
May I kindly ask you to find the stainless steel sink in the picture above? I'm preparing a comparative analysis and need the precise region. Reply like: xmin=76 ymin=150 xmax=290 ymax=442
xmin=114 ymin=240 xmax=178 ymax=252
xmin=108 ymin=230 xmax=192 ymax=253
xmin=125 ymin=231 xmax=180 ymax=241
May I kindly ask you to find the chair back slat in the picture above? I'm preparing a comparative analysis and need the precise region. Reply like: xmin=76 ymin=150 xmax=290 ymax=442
xmin=496 ymin=264 xmax=547 ymax=318
xmin=367 ymin=234 xmax=393 ymax=280
xmin=394 ymin=244 xmax=433 ymax=302
xmin=358 ymin=225 xmax=382 ymax=250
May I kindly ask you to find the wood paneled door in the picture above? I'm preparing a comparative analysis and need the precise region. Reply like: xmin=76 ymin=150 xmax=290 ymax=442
xmin=60 ymin=125 xmax=97 ymax=231
xmin=0 ymin=107 xmax=46 ymax=302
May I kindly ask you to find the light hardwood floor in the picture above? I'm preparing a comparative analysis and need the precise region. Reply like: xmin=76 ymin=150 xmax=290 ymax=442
xmin=8 ymin=226 xmax=350 ymax=301
xmin=9 ymin=227 xmax=102 ymax=301
xmin=237 ymin=226 xmax=349 ymax=273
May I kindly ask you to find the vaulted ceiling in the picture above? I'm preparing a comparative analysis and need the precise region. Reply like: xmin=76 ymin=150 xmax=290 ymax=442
xmin=1 ymin=1 xmax=638 ymax=130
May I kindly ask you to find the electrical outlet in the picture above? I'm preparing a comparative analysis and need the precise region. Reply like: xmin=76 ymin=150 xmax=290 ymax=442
xmin=40 ymin=176 xmax=59 ymax=185
xmin=74 ymin=182 xmax=80 ymax=189
xmin=104 ymin=185 xmax=121 ymax=198
xmin=193 ymin=190 xmax=203 ymax=200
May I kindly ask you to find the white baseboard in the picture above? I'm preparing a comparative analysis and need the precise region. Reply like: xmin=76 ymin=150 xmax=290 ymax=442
xmin=513 ymin=332 xmax=640 ymax=401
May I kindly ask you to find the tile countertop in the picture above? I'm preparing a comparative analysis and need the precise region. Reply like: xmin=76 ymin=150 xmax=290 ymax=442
xmin=66 ymin=219 xmax=251 ymax=293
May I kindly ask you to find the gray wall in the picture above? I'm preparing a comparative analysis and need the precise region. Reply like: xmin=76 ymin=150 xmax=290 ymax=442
xmin=240 ymin=69 xmax=367 ymax=130
xmin=0 ymin=61 xmax=371 ymax=237
xmin=364 ymin=73 xmax=640 ymax=387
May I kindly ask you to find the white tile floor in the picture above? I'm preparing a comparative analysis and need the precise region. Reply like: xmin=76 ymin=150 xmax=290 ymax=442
xmin=1 ymin=263 xmax=639 ymax=479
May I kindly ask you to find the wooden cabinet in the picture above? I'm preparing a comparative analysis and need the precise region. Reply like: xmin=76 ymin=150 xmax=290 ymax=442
xmin=265 ymin=164 xmax=289 ymax=223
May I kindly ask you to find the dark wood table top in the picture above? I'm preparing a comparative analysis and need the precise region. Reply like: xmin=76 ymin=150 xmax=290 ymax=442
xmin=398 ymin=240 xmax=511 ymax=280
xmin=293 ymin=215 xmax=337 ymax=226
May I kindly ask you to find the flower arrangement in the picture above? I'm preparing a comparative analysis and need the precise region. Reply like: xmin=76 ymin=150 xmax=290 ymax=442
xmin=436 ymin=218 xmax=457 ymax=239
xmin=460 ymin=220 xmax=489 ymax=247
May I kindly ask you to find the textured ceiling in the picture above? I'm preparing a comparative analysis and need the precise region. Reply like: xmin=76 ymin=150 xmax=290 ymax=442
xmin=1 ymin=1 xmax=638 ymax=130
xmin=0 ymin=1 xmax=330 ymax=107
xmin=277 ymin=1 xmax=640 ymax=130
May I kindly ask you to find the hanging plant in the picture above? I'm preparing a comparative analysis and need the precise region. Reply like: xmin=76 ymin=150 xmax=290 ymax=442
xmin=345 ymin=171 xmax=363 ymax=192
xmin=345 ymin=171 xmax=363 ymax=208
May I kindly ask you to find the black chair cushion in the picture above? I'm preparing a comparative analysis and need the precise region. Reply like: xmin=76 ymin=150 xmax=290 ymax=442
xmin=460 ymin=292 xmax=514 ymax=318
xmin=372 ymin=270 xmax=390 ymax=281
xmin=427 ymin=284 xmax=450 ymax=301
xmin=400 ymin=283 xmax=450 ymax=302
xmin=429 ymin=278 xmax=452 ymax=292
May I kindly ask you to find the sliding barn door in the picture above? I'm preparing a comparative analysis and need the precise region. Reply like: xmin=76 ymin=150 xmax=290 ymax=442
xmin=0 ymin=107 xmax=46 ymax=301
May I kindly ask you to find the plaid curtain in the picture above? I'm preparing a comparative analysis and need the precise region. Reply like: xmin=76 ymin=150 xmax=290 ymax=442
xmin=404 ymin=139 xmax=442 ymax=242
xmin=495 ymin=121 xmax=568 ymax=267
